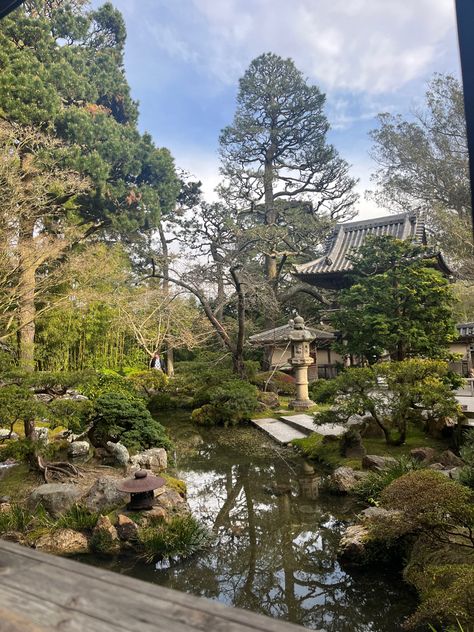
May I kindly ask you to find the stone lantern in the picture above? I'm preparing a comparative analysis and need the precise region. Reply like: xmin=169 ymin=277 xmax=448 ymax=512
xmin=288 ymin=314 xmax=316 ymax=410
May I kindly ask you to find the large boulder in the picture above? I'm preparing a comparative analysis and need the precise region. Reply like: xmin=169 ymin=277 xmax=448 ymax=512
xmin=257 ymin=391 xmax=280 ymax=410
xmin=329 ymin=467 xmax=369 ymax=494
xmin=31 ymin=427 xmax=49 ymax=445
xmin=338 ymin=524 xmax=370 ymax=563
xmin=67 ymin=441 xmax=90 ymax=458
xmin=0 ymin=429 xmax=19 ymax=440
xmin=130 ymin=448 xmax=167 ymax=472
xmin=28 ymin=483 xmax=81 ymax=517
xmin=106 ymin=441 xmax=130 ymax=467
xmin=82 ymin=476 xmax=127 ymax=513
xmin=35 ymin=529 xmax=89 ymax=555
xmin=91 ymin=515 xmax=120 ymax=553
xmin=425 ymin=415 xmax=457 ymax=439
xmin=438 ymin=450 xmax=464 ymax=468
xmin=410 ymin=447 xmax=437 ymax=464
xmin=362 ymin=454 xmax=397 ymax=472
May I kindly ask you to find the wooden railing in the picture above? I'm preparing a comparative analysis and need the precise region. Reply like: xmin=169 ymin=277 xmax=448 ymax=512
xmin=0 ymin=540 xmax=305 ymax=632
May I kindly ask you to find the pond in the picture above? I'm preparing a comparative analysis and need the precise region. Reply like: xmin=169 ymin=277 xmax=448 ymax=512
xmin=88 ymin=412 xmax=418 ymax=631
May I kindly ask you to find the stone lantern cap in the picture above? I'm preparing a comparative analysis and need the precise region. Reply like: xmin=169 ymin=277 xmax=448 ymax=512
xmin=289 ymin=314 xmax=315 ymax=343
xmin=116 ymin=469 xmax=165 ymax=494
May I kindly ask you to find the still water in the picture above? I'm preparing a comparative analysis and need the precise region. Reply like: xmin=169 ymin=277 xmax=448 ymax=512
xmin=95 ymin=414 xmax=417 ymax=631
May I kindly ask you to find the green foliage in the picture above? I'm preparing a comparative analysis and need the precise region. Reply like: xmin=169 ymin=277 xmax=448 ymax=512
xmin=79 ymin=370 xmax=141 ymax=401
xmin=331 ymin=236 xmax=456 ymax=363
xmin=0 ymin=385 xmax=44 ymax=431
xmin=0 ymin=504 xmax=35 ymax=534
xmin=138 ymin=515 xmax=212 ymax=563
xmin=87 ymin=392 xmax=172 ymax=453
xmin=309 ymin=378 xmax=339 ymax=404
xmin=54 ymin=505 xmax=99 ymax=531
xmin=376 ymin=470 xmax=474 ymax=545
xmin=404 ymin=537 xmax=474 ymax=630
xmin=292 ymin=434 xmax=342 ymax=469
xmin=89 ymin=527 xmax=118 ymax=554
xmin=353 ymin=457 xmax=422 ymax=504
xmin=316 ymin=359 xmax=461 ymax=445
xmin=126 ymin=369 xmax=168 ymax=397
xmin=161 ymin=474 xmax=187 ymax=497
xmin=459 ymin=432 xmax=474 ymax=489
xmin=47 ymin=398 xmax=92 ymax=433
xmin=252 ymin=371 xmax=296 ymax=396
xmin=191 ymin=380 xmax=258 ymax=427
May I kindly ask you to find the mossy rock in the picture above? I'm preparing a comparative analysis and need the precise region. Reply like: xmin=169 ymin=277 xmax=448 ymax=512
xmin=161 ymin=475 xmax=186 ymax=497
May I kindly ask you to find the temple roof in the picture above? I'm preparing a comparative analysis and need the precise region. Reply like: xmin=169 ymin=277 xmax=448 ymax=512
xmin=249 ymin=323 xmax=335 ymax=346
xmin=294 ymin=212 xmax=452 ymax=289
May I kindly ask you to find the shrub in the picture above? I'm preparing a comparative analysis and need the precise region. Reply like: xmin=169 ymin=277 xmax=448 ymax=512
xmin=47 ymin=398 xmax=92 ymax=433
xmin=292 ymin=433 xmax=342 ymax=469
xmin=376 ymin=470 xmax=474 ymax=545
xmin=138 ymin=515 xmax=212 ymax=563
xmin=191 ymin=380 xmax=258 ymax=427
xmin=79 ymin=371 xmax=140 ymax=401
xmin=309 ymin=378 xmax=339 ymax=404
xmin=354 ymin=456 xmax=422 ymax=504
xmin=87 ymin=392 xmax=172 ymax=453
xmin=55 ymin=505 xmax=100 ymax=531
xmin=126 ymin=369 xmax=168 ymax=397
xmin=252 ymin=371 xmax=296 ymax=396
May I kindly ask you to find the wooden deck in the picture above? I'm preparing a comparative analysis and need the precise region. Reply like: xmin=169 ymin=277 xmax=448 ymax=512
xmin=0 ymin=540 xmax=305 ymax=632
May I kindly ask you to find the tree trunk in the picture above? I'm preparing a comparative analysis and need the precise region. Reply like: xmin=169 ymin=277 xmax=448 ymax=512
xmin=18 ymin=217 xmax=37 ymax=372
xmin=230 ymin=267 xmax=246 ymax=379
xmin=158 ymin=222 xmax=174 ymax=377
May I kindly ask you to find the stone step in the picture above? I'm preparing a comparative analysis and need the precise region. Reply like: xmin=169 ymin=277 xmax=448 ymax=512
xmin=251 ymin=418 xmax=307 ymax=445
xmin=280 ymin=414 xmax=346 ymax=437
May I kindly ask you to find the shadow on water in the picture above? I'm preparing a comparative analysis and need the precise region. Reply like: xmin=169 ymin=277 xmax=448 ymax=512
xmin=90 ymin=411 xmax=418 ymax=632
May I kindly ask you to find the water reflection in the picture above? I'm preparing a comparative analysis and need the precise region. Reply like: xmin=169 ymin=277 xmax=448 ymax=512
xmin=116 ymin=420 xmax=416 ymax=632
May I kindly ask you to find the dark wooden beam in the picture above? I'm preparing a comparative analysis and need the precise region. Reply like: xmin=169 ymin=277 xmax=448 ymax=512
xmin=455 ymin=0 xmax=474 ymax=240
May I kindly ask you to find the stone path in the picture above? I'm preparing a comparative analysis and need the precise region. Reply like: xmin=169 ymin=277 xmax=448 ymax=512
xmin=251 ymin=413 xmax=346 ymax=445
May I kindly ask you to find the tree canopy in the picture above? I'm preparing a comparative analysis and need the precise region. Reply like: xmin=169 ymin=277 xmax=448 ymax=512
xmin=331 ymin=236 xmax=456 ymax=363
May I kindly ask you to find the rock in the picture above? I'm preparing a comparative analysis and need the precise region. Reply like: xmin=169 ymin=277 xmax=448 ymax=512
xmin=63 ymin=389 xmax=89 ymax=401
xmin=31 ymin=427 xmax=49 ymax=445
xmin=330 ymin=467 xmax=369 ymax=494
xmin=0 ymin=429 xmax=19 ymax=440
xmin=0 ymin=495 xmax=10 ymax=503
xmin=340 ymin=429 xmax=366 ymax=458
xmin=33 ymin=393 xmax=54 ymax=403
xmin=438 ymin=450 xmax=464 ymax=468
xmin=144 ymin=506 xmax=167 ymax=524
xmin=425 ymin=416 xmax=457 ymax=439
xmin=130 ymin=447 xmax=167 ymax=472
xmin=362 ymin=454 xmax=397 ymax=472
xmin=82 ymin=476 xmax=128 ymax=513
xmin=116 ymin=514 xmax=139 ymax=541
xmin=91 ymin=515 xmax=120 ymax=553
xmin=154 ymin=488 xmax=187 ymax=515
xmin=410 ymin=447 xmax=437 ymax=463
xmin=257 ymin=391 xmax=280 ymax=410
xmin=338 ymin=524 xmax=370 ymax=563
xmin=0 ymin=502 xmax=12 ymax=513
xmin=35 ymin=528 xmax=89 ymax=555
xmin=360 ymin=506 xmax=400 ymax=521
xmin=360 ymin=417 xmax=385 ymax=439
xmin=106 ymin=441 xmax=130 ymax=467
xmin=28 ymin=483 xmax=81 ymax=517
xmin=68 ymin=441 xmax=90 ymax=458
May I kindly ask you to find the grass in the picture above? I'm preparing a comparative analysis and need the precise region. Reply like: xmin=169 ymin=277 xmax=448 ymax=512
xmin=292 ymin=422 xmax=451 ymax=471
xmin=138 ymin=515 xmax=212 ymax=563
xmin=0 ymin=463 xmax=41 ymax=500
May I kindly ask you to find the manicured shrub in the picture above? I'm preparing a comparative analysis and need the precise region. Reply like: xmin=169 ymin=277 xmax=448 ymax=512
xmin=309 ymin=378 xmax=339 ymax=404
xmin=252 ymin=371 xmax=296 ymax=396
xmin=79 ymin=370 xmax=139 ymax=401
xmin=87 ymin=392 xmax=172 ymax=453
xmin=377 ymin=469 xmax=474 ymax=545
xmin=47 ymin=398 xmax=92 ymax=433
xmin=126 ymin=369 xmax=168 ymax=397
xmin=191 ymin=380 xmax=258 ymax=427
xmin=459 ymin=431 xmax=474 ymax=490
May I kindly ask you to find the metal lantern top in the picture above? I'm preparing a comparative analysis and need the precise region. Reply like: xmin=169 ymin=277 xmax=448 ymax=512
xmin=116 ymin=469 xmax=165 ymax=494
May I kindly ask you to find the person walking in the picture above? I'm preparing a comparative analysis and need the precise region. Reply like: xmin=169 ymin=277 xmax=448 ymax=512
xmin=149 ymin=352 xmax=163 ymax=371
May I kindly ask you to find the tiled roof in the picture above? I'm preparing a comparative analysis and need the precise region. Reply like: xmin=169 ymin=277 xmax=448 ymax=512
xmin=295 ymin=212 xmax=425 ymax=278
xmin=457 ymin=322 xmax=474 ymax=338
xmin=249 ymin=323 xmax=335 ymax=345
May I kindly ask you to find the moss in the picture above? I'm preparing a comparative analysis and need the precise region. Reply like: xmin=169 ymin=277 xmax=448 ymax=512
xmin=0 ymin=463 xmax=41 ymax=500
xmin=403 ymin=537 xmax=474 ymax=630
xmin=161 ymin=474 xmax=186 ymax=497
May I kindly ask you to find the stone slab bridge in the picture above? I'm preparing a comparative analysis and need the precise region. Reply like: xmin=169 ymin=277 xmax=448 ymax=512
xmin=0 ymin=540 xmax=306 ymax=632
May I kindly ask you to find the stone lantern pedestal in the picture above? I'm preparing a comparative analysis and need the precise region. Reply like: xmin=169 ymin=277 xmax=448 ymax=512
xmin=288 ymin=315 xmax=316 ymax=410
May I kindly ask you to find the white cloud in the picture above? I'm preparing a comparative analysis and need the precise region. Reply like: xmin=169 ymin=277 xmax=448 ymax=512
xmin=146 ymin=0 xmax=459 ymax=94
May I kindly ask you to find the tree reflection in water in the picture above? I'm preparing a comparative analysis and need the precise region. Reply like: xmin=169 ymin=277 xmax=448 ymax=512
xmin=115 ymin=422 xmax=417 ymax=632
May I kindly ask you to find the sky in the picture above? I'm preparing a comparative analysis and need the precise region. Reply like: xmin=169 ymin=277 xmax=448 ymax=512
xmin=95 ymin=0 xmax=462 ymax=220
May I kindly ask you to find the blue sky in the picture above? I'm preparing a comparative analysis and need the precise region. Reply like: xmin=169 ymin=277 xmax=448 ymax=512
xmin=96 ymin=0 xmax=461 ymax=219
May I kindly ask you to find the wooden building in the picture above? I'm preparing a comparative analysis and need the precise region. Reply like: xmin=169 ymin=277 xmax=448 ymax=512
xmin=249 ymin=323 xmax=341 ymax=381
xmin=294 ymin=212 xmax=452 ymax=289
